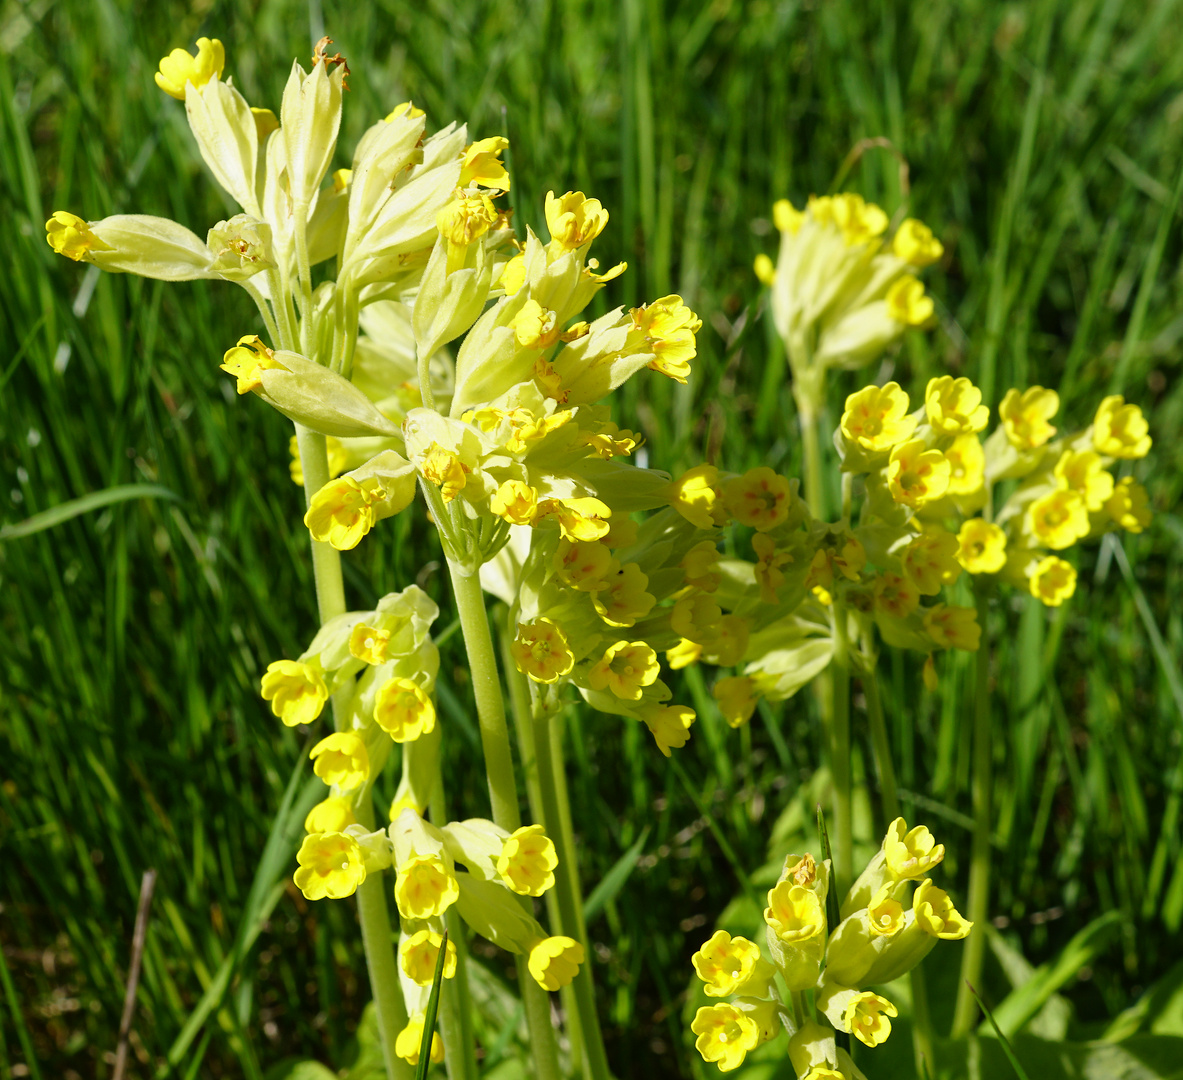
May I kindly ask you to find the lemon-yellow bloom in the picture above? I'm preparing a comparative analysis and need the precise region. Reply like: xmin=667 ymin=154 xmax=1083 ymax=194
xmin=682 ymin=540 xmax=722 ymax=592
xmin=722 ymin=467 xmax=794 ymax=531
xmin=293 ymin=831 xmax=366 ymax=900
xmin=536 ymin=496 xmax=611 ymax=542
xmin=349 ymin=623 xmax=392 ymax=665
xmin=670 ymin=464 xmax=724 ymax=529
xmin=1000 ymin=386 xmax=1058 ymax=449
xmin=220 ymin=335 xmax=286 ymax=395
xmin=511 ymin=618 xmax=575 ymax=683
xmin=640 ymin=703 xmax=696 ymax=756
xmin=155 ymin=37 xmax=225 ymax=99
xmin=45 ymin=211 xmax=112 ymax=261
xmin=304 ymin=796 xmax=356 ymax=835
xmin=514 ymin=299 xmax=562 ymax=350
xmin=914 ymin=878 xmax=972 ymax=939
xmin=691 ymin=1004 xmax=761 ymax=1073
xmin=671 ymin=593 xmax=723 ymax=644
xmin=261 ymin=659 xmax=328 ymax=727
xmin=436 ymin=192 xmax=499 ymax=247
xmin=772 ymin=198 xmax=805 ymax=234
xmin=396 ymin=1013 xmax=444 ymax=1066
xmin=666 ymin=638 xmax=703 ymax=670
xmin=553 ymin=538 xmax=616 ymax=591
xmin=1105 ymin=476 xmax=1152 ymax=533
xmin=753 ymin=252 xmax=776 ymax=284
xmin=892 ymin=218 xmax=944 ymax=267
xmin=884 ymin=817 xmax=945 ymax=880
xmin=545 ymin=190 xmax=609 ymax=250
xmin=385 ymin=101 xmax=426 ymax=121
xmin=592 ymin=563 xmax=656 ymax=627
xmin=497 ymin=825 xmax=558 ymax=896
xmin=957 ymin=518 xmax=1007 ymax=574
xmin=840 ymin=382 xmax=917 ymax=452
xmin=395 ymin=853 xmax=460 ymax=920
xmin=588 ymin=641 xmax=660 ymax=700
xmin=528 ymin=935 xmax=584 ymax=991
xmin=304 ymin=476 xmax=387 ymax=550
xmin=923 ymin=604 xmax=980 ymax=651
xmin=632 ymin=295 xmax=702 ymax=383
xmin=420 ymin=442 xmax=467 ymax=503
xmin=1092 ymin=395 xmax=1151 ymax=459
xmin=1029 ymin=555 xmax=1077 ymax=607
xmin=945 ymin=432 xmax=986 ymax=495
xmin=310 ymin=733 xmax=370 ymax=791
xmin=1028 ymin=489 xmax=1089 ymax=550
xmin=845 ymin=992 xmax=897 ymax=1048
xmin=885 ymin=275 xmax=934 ymax=325
xmin=925 ymin=376 xmax=989 ymax=435
xmin=459 ymin=135 xmax=511 ymax=190
xmin=374 ymin=677 xmax=436 ymax=743
xmin=901 ymin=528 xmax=962 ymax=595
xmin=822 ymin=192 xmax=889 ymax=244
xmin=764 ymin=881 xmax=825 ymax=943
xmin=692 ymin=930 xmax=774 ymax=998
xmin=400 ymin=929 xmax=458 ymax=985
xmin=867 ymin=883 xmax=906 ymax=937
xmin=714 ymin=676 xmax=759 ymax=729
xmin=491 ymin=480 xmax=540 ymax=525
xmin=886 ymin=440 xmax=950 ymax=508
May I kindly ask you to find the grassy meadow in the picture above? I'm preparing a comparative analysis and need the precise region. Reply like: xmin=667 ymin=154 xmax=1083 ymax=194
xmin=2 ymin=0 xmax=1182 ymax=1077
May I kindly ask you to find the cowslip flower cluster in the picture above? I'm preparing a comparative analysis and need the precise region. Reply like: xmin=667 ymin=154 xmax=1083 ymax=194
xmin=690 ymin=819 xmax=969 ymax=1076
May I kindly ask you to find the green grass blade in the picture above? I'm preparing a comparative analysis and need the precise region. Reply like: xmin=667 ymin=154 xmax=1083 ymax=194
xmin=0 ymin=483 xmax=182 ymax=540
xmin=415 ymin=929 xmax=449 ymax=1080
xmin=967 ymin=982 xmax=1032 ymax=1080
xmin=583 ymin=827 xmax=650 ymax=924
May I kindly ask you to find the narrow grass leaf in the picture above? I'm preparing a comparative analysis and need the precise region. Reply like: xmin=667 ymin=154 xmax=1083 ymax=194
xmin=584 ymin=828 xmax=650 ymax=925
xmin=415 ymin=929 xmax=448 ymax=1080
xmin=967 ymin=982 xmax=1033 ymax=1080
xmin=0 ymin=484 xmax=182 ymax=540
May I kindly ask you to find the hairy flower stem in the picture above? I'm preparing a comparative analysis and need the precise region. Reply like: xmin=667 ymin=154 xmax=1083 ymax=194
xmin=830 ymin=603 xmax=853 ymax=897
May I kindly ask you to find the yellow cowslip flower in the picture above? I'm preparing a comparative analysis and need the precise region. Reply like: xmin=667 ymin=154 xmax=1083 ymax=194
xmin=957 ymin=518 xmax=1007 ymax=574
xmin=824 ymin=192 xmax=889 ymax=245
xmin=511 ymin=618 xmax=575 ymax=684
xmin=436 ymin=191 xmax=499 ymax=247
xmin=722 ymin=467 xmax=794 ymax=531
xmin=289 ymin=433 xmax=348 ymax=487
xmin=395 ymin=853 xmax=460 ymax=920
xmin=671 ymin=593 xmax=723 ymax=644
xmin=155 ymin=37 xmax=225 ymax=99
xmin=883 ymin=818 xmax=945 ymax=880
xmin=528 ymin=935 xmax=584 ymax=991
xmin=753 ymin=252 xmax=776 ymax=285
xmin=692 ymin=930 xmax=774 ymax=998
xmin=666 ymin=638 xmax=703 ymax=670
xmin=844 ymin=992 xmax=897 ymax=1048
xmin=310 ymin=733 xmax=370 ymax=791
xmin=682 ymin=540 xmax=722 ymax=592
xmin=925 ymin=376 xmax=989 ymax=435
xmin=752 ymin=533 xmax=791 ymax=603
xmin=706 ymin=614 xmax=750 ymax=667
xmin=349 ymin=623 xmax=392 ymax=665
xmin=293 ymin=831 xmax=366 ymax=900
xmin=581 ymin=420 xmax=640 ymax=459
xmin=1054 ymin=449 xmax=1114 ymax=511
xmin=396 ymin=1013 xmax=444 ymax=1066
xmin=45 ymin=211 xmax=112 ymax=261
xmin=420 ymin=442 xmax=467 ymax=503
xmin=867 ymin=883 xmax=905 ymax=937
xmin=588 ymin=641 xmax=660 ymax=701
xmin=892 ymin=218 xmax=944 ymax=267
xmin=374 ymin=677 xmax=436 ymax=743
xmin=923 ymin=604 xmax=980 ymax=651
xmin=785 ymin=853 xmax=818 ymax=887
xmin=1029 ymin=555 xmax=1077 ymax=607
xmin=536 ymin=496 xmax=611 ymax=542
xmin=220 ymin=335 xmax=286 ymax=395
xmin=592 ymin=563 xmax=656 ymax=627
xmin=772 ymin=198 xmax=805 ymax=234
xmin=261 ymin=659 xmax=328 ymax=727
xmin=691 ymin=1004 xmax=762 ymax=1073
xmin=459 ymin=135 xmax=510 ymax=190
xmin=491 ymin=480 xmax=540 ymax=525
xmin=385 ymin=101 xmax=426 ymax=121
xmin=499 ymin=253 xmax=527 ymax=294
xmin=1000 ymin=386 xmax=1059 ymax=449
xmin=670 ymin=464 xmax=725 ymax=529
xmin=304 ymin=476 xmax=386 ymax=550
xmin=400 ymin=929 xmax=458 ymax=985
xmin=1093 ymin=395 xmax=1151 ymax=459
xmin=553 ymin=538 xmax=616 ymax=592
xmin=714 ymin=676 xmax=759 ymax=729
xmin=901 ymin=528 xmax=962 ymax=596
xmin=514 ymin=299 xmax=561 ymax=350
xmin=304 ymin=796 xmax=355 ymax=835
xmin=913 ymin=879 xmax=972 ymax=939
xmin=497 ymin=824 xmax=558 ymax=896
xmin=945 ymin=432 xmax=985 ymax=496
xmin=640 ymin=703 xmax=696 ymax=756
xmin=1105 ymin=476 xmax=1152 ymax=534
xmin=885 ymin=276 xmax=933 ymax=325
xmin=1028 ymin=489 xmax=1089 ymax=551
xmin=840 ymin=382 xmax=917 ymax=453
xmin=764 ymin=881 xmax=825 ymax=943
xmin=545 ymin=190 xmax=609 ymax=251
xmin=886 ymin=440 xmax=950 ymax=508
xmin=631 ymin=295 xmax=702 ymax=383
xmin=873 ymin=572 xmax=919 ymax=619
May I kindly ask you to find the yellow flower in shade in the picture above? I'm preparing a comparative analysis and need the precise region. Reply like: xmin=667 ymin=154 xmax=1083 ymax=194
xmin=844 ymin=993 xmax=898 ymax=1048
xmin=945 ymin=433 xmax=985 ymax=496
xmin=1029 ymin=556 xmax=1077 ymax=607
xmin=1028 ymin=489 xmax=1089 ymax=550
xmin=400 ymin=929 xmax=458 ymax=985
xmin=261 ymin=660 xmax=328 ymax=727
xmin=670 ymin=464 xmax=725 ymax=529
xmin=588 ymin=641 xmax=660 ymax=700
xmin=490 ymin=480 xmax=540 ymax=525
xmin=640 ymin=703 xmax=696 ymax=757
xmin=923 ymin=604 xmax=980 ymax=651
xmin=714 ymin=675 xmax=759 ymax=729
xmin=349 ymin=623 xmax=392 ymax=665
xmin=511 ymin=618 xmax=575 ymax=683
xmin=528 ymin=935 xmax=585 ymax=991
xmin=220 ymin=335 xmax=286 ymax=395
xmin=925 ymin=376 xmax=989 ymax=435
xmin=45 ymin=211 xmax=111 ymax=261
xmin=840 ymin=382 xmax=917 ymax=452
xmin=536 ymin=496 xmax=611 ymax=542
xmin=1054 ymin=450 xmax=1114 ymax=511
xmin=885 ymin=276 xmax=934 ymax=325
xmin=459 ymin=136 xmax=511 ymax=190
xmin=155 ymin=37 xmax=225 ymax=99
xmin=631 ymin=295 xmax=702 ymax=383
xmin=722 ymin=467 xmax=794 ymax=531
xmin=764 ymin=881 xmax=825 ymax=943
xmin=294 ymin=832 xmax=366 ymax=900
xmin=886 ymin=440 xmax=950 ymax=508
xmin=913 ymin=879 xmax=972 ymax=939
xmin=752 ymin=533 xmax=791 ymax=603
xmin=1093 ymin=395 xmax=1151 ymax=458
xmin=682 ymin=540 xmax=722 ymax=592
xmin=772 ymin=198 xmax=805 ymax=234
xmin=304 ymin=796 xmax=355 ymax=835
xmin=671 ymin=593 xmax=723 ymax=643
xmin=892 ymin=218 xmax=944 ymax=267
xmin=867 ymin=883 xmax=905 ymax=937
xmin=553 ymin=538 xmax=616 ymax=592
xmin=592 ymin=563 xmax=656 ymax=627
xmin=957 ymin=518 xmax=1007 ymax=574
xmin=497 ymin=825 xmax=558 ymax=896
xmin=396 ymin=1013 xmax=444 ymax=1066
xmin=395 ymin=853 xmax=460 ymax=920
xmin=901 ymin=528 xmax=962 ymax=596
xmin=545 ymin=190 xmax=609 ymax=250
xmin=873 ymin=572 xmax=919 ymax=619
xmin=514 ymin=299 xmax=562 ymax=350
xmin=1105 ymin=477 xmax=1152 ymax=534
xmin=436 ymin=192 xmax=499 ymax=247
xmin=692 ymin=930 xmax=775 ymax=998
xmin=883 ymin=818 xmax=945 ymax=880
xmin=374 ymin=678 xmax=436 ymax=743
xmin=1000 ymin=386 xmax=1059 ymax=449
xmin=666 ymin=638 xmax=703 ymax=670
xmin=691 ymin=1004 xmax=761 ymax=1073
xmin=420 ymin=443 xmax=467 ymax=503
xmin=753 ymin=252 xmax=776 ymax=285
xmin=707 ymin=615 xmax=749 ymax=667
xmin=310 ymin=733 xmax=370 ymax=791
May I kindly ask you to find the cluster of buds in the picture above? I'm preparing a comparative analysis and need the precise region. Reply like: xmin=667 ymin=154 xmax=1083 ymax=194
xmin=690 ymin=819 xmax=969 ymax=1076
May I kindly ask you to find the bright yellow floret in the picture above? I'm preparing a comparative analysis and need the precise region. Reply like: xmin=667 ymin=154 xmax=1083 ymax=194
xmin=528 ymin=935 xmax=584 ymax=991
xmin=1093 ymin=395 xmax=1151 ymax=458
xmin=261 ymin=659 xmax=328 ymax=727
xmin=632 ymin=295 xmax=702 ymax=383
xmin=220 ymin=335 xmax=286 ymax=395
xmin=764 ymin=881 xmax=825 ymax=943
xmin=400 ymin=929 xmax=458 ymax=985
xmin=883 ymin=817 xmax=945 ymax=880
xmin=155 ymin=37 xmax=224 ymax=99
xmin=923 ymin=604 xmax=980 ymax=651
xmin=1000 ymin=386 xmax=1058 ymax=449
xmin=1029 ymin=555 xmax=1077 ymax=606
xmin=1028 ymin=489 xmax=1089 ymax=550
xmin=459 ymin=136 xmax=511 ymax=191
xmin=901 ymin=528 xmax=962 ymax=595
xmin=692 ymin=930 xmax=774 ymax=998
xmin=945 ymin=433 xmax=985 ymax=496
xmin=45 ymin=211 xmax=111 ymax=261
xmin=497 ymin=825 xmax=558 ymax=896
xmin=293 ymin=831 xmax=366 ymax=901
xmin=545 ymin=190 xmax=609 ymax=250
xmin=1105 ymin=476 xmax=1152 ymax=533
xmin=304 ymin=796 xmax=356 ymax=835
xmin=841 ymin=382 xmax=917 ymax=452
xmin=892 ymin=218 xmax=944 ymax=267
xmin=373 ymin=677 xmax=436 ymax=743
xmin=885 ymin=276 xmax=933 ymax=325
xmin=309 ymin=732 xmax=370 ymax=791
xmin=396 ymin=1013 xmax=444 ymax=1066
xmin=913 ymin=878 xmax=972 ymax=939
xmin=395 ymin=853 xmax=460 ymax=920
xmin=722 ymin=467 xmax=794 ymax=530
xmin=691 ymin=1003 xmax=761 ymax=1073
xmin=845 ymin=992 xmax=898 ymax=1048
xmin=886 ymin=440 xmax=950 ymax=508
xmin=511 ymin=618 xmax=575 ymax=684
xmin=588 ymin=641 xmax=661 ymax=700
xmin=640 ymin=703 xmax=696 ymax=756
xmin=925 ymin=376 xmax=989 ymax=435
xmin=957 ymin=518 xmax=1007 ymax=574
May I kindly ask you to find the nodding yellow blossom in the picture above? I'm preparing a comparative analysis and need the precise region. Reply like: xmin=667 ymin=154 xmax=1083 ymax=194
xmin=753 ymin=252 xmax=776 ymax=285
xmin=844 ymin=993 xmax=898 ymax=1048
xmin=511 ymin=618 xmax=575 ymax=683
xmin=752 ymin=533 xmax=791 ymax=603
xmin=528 ymin=935 xmax=584 ymax=991
xmin=220 ymin=336 xmax=285 ymax=395
xmin=772 ymin=198 xmax=805 ymax=234
xmin=261 ymin=660 xmax=328 ymax=727
xmin=514 ymin=299 xmax=561 ymax=350
xmin=885 ymin=276 xmax=934 ymax=325
xmin=902 ymin=528 xmax=962 ymax=595
xmin=1029 ymin=555 xmax=1077 ymax=607
xmin=581 ymin=421 xmax=640 ymax=459
xmin=723 ymin=467 xmax=794 ymax=531
xmin=884 ymin=818 xmax=945 ymax=880
xmin=497 ymin=824 xmax=558 ymax=896
xmin=820 ymin=192 xmax=889 ymax=245
xmin=1093 ymin=395 xmax=1151 ymax=458
xmin=1000 ymin=386 xmax=1059 ymax=449
xmin=925 ymin=376 xmax=989 ymax=435
xmin=592 ymin=563 xmax=657 ymax=627
xmin=374 ymin=678 xmax=436 ymax=743
xmin=945 ymin=433 xmax=985 ymax=496
xmin=385 ymin=101 xmax=426 ymax=121
xmin=632 ymin=295 xmax=702 ymax=383
xmin=672 ymin=593 xmax=723 ymax=644
xmin=682 ymin=540 xmax=722 ymax=592
xmin=588 ymin=641 xmax=660 ymax=700
xmin=396 ymin=1014 xmax=444 ymax=1066
xmin=395 ymin=854 xmax=460 ymax=920
xmin=886 ymin=440 xmax=950 ymax=508
xmin=666 ymin=638 xmax=703 ymax=670
xmin=554 ymin=538 xmax=616 ymax=591
xmin=293 ymin=831 xmax=366 ymax=900
xmin=45 ymin=211 xmax=111 ymax=261
xmin=459 ymin=135 xmax=511 ymax=190
xmin=310 ymin=733 xmax=370 ymax=791
xmin=155 ymin=37 xmax=224 ymax=99
xmin=1054 ymin=450 xmax=1114 ymax=511
xmin=867 ymin=883 xmax=906 ymax=937
xmin=923 ymin=604 xmax=980 ymax=652
xmin=913 ymin=879 xmax=972 ymax=939
xmin=692 ymin=930 xmax=774 ymax=998
xmin=691 ymin=1004 xmax=762 ymax=1073
xmin=436 ymin=192 xmax=499 ymax=247
xmin=715 ymin=676 xmax=759 ymax=729
xmin=641 ymin=703 xmax=696 ymax=756
xmin=289 ymin=434 xmax=348 ymax=487
xmin=892 ymin=218 xmax=944 ymax=267
xmin=349 ymin=623 xmax=392 ymax=665
xmin=764 ymin=881 xmax=825 ymax=943
xmin=491 ymin=480 xmax=540 ymax=525
xmin=957 ymin=518 xmax=1007 ymax=574
xmin=401 ymin=930 xmax=458 ymax=985
xmin=1028 ymin=489 xmax=1089 ymax=550
xmin=708 ymin=615 xmax=750 ymax=667
xmin=305 ymin=476 xmax=386 ymax=550
xmin=1105 ymin=476 xmax=1152 ymax=533
xmin=545 ymin=190 xmax=609 ymax=251
xmin=840 ymin=382 xmax=917 ymax=452
xmin=873 ymin=572 xmax=920 ymax=619
xmin=671 ymin=464 xmax=725 ymax=529
xmin=304 ymin=796 xmax=356 ymax=835
xmin=537 ymin=496 xmax=611 ymax=542
xmin=420 ymin=443 xmax=467 ymax=503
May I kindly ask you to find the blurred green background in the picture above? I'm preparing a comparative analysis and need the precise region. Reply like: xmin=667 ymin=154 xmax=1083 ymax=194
xmin=2 ymin=0 xmax=1182 ymax=1077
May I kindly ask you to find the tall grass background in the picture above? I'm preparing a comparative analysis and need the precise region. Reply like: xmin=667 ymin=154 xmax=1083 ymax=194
xmin=1 ymin=0 xmax=1181 ymax=1077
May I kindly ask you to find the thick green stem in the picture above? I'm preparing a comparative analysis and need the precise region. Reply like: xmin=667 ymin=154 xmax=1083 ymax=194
xmin=295 ymin=426 xmax=347 ymax=626
xmin=831 ymin=606 xmax=853 ymax=896
xmin=798 ymin=402 xmax=827 ymax=520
